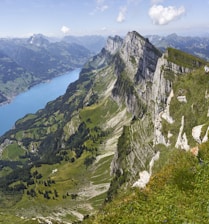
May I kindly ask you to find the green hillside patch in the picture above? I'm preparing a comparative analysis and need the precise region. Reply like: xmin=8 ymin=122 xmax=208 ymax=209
xmin=11 ymin=153 xmax=87 ymax=213
xmin=1 ymin=143 xmax=25 ymax=161
xmin=15 ymin=113 xmax=37 ymax=126
xmin=90 ymin=155 xmax=113 ymax=185
xmin=80 ymin=97 xmax=119 ymax=128
xmin=84 ymin=144 xmax=209 ymax=224
xmin=7 ymin=148 xmax=113 ymax=221
xmin=0 ymin=213 xmax=39 ymax=224
xmin=166 ymin=47 xmax=205 ymax=69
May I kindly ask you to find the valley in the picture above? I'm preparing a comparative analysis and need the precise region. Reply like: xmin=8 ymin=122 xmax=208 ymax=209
xmin=0 ymin=31 xmax=208 ymax=223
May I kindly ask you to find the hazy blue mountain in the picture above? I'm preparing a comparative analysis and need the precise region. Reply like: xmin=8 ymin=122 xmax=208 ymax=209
xmin=147 ymin=33 xmax=209 ymax=60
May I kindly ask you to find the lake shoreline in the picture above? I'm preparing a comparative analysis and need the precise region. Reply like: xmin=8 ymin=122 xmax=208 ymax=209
xmin=0 ymin=68 xmax=80 ymax=136
xmin=0 ymin=69 xmax=76 ymax=107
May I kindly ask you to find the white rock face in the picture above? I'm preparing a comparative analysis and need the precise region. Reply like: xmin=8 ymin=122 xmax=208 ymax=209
xmin=192 ymin=124 xmax=204 ymax=144
xmin=153 ymin=112 xmax=167 ymax=146
xmin=192 ymin=124 xmax=209 ymax=144
xmin=204 ymin=65 xmax=209 ymax=73
xmin=132 ymin=171 xmax=150 ymax=188
xmin=149 ymin=151 xmax=160 ymax=174
xmin=202 ymin=126 xmax=209 ymax=143
xmin=177 ymin=95 xmax=187 ymax=103
xmin=161 ymin=89 xmax=174 ymax=124
xmin=132 ymin=151 xmax=160 ymax=188
xmin=175 ymin=116 xmax=190 ymax=150
xmin=52 ymin=169 xmax=58 ymax=174
xmin=205 ymin=90 xmax=209 ymax=99
xmin=152 ymin=57 xmax=171 ymax=145
xmin=105 ymin=36 xmax=123 ymax=55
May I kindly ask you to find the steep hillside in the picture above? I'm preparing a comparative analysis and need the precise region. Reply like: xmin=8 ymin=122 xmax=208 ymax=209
xmin=0 ymin=33 xmax=129 ymax=223
xmin=0 ymin=31 xmax=208 ymax=223
xmin=83 ymin=37 xmax=209 ymax=223
xmin=83 ymin=142 xmax=209 ymax=223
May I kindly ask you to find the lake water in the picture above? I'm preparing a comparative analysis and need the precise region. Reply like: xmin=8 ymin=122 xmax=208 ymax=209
xmin=0 ymin=68 xmax=80 ymax=136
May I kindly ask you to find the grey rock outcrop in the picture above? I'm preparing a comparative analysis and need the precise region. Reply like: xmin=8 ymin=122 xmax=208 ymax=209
xmin=120 ymin=31 xmax=162 ymax=88
xmin=109 ymin=31 xmax=198 ymax=188
xmin=111 ymin=31 xmax=162 ymax=118
xmin=105 ymin=35 xmax=123 ymax=55
xmin=110 ymin=32 xmax=163 ymax=182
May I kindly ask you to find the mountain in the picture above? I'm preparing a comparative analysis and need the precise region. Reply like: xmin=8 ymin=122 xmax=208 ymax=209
xmin=0 ymin=34 xmax=93 ymax=104
xmin=27 ymin=34 xmax=50 ymax=47
xmin=147 ymin=33 xmax=209 ymax=60
xmin=0 ymin=31 xmax=208 ymax=223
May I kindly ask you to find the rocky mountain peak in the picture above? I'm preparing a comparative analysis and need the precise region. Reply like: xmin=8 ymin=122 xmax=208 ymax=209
xmin=105 ymin=35 xmax=123 ymax=55
xmin=118 ymin=31 xmax=162 ymax=81
xmin=121 ymin=31 xmax=148 ymax=58
xmin=28 ymin=34 xmax=49 ymax=47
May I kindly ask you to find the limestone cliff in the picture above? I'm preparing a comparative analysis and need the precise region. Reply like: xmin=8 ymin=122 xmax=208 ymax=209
xmin=108 ymin=33 xmax=206 ymax=196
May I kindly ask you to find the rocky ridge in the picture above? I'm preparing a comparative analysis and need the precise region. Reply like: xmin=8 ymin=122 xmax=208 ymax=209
xmin=0 ymin=31 xmax=208 ymax=223
xmin=108 ymin=33 xmax=208 ymax=196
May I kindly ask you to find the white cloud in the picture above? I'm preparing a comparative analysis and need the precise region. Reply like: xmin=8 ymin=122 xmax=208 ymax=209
xmin=117 ymin=6 xmax=127 ymax=23
xmin=149 ymin=4 xmax=185 ymax=25
xmin=61 ymin=25 xmax=70 ymax=34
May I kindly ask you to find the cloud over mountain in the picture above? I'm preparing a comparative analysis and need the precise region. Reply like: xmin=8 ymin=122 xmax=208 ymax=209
xmin=117 ymin=6 xmax=127 ymax=23
xmin=61 ymin=26 xmax=70 ymax=34
xmin=149 ymin=4 xmax=185 ymax=25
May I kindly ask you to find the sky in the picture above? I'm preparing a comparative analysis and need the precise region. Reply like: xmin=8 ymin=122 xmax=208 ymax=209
xmin=0 ymin=0 xmax=208 ymax=37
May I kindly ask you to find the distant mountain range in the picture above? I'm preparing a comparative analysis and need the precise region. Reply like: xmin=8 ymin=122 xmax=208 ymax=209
xmin=147 ymin=33 xmax=209 ymax=60
xmin=1 ymin=33 xmax=209 ymax=105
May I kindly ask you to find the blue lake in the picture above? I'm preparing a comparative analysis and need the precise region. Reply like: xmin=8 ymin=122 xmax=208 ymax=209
xmin=0 ymin=68 xmax=80 ymax=136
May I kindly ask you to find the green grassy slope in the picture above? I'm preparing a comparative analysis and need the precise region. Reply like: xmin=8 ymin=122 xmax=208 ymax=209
xmin=0 ymin=52 xmax=131 ymax=222
xmin=83 ymin=52 xmax=209 ymax=223
xmin=83 ymin=141 xmax=209 ymax=224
